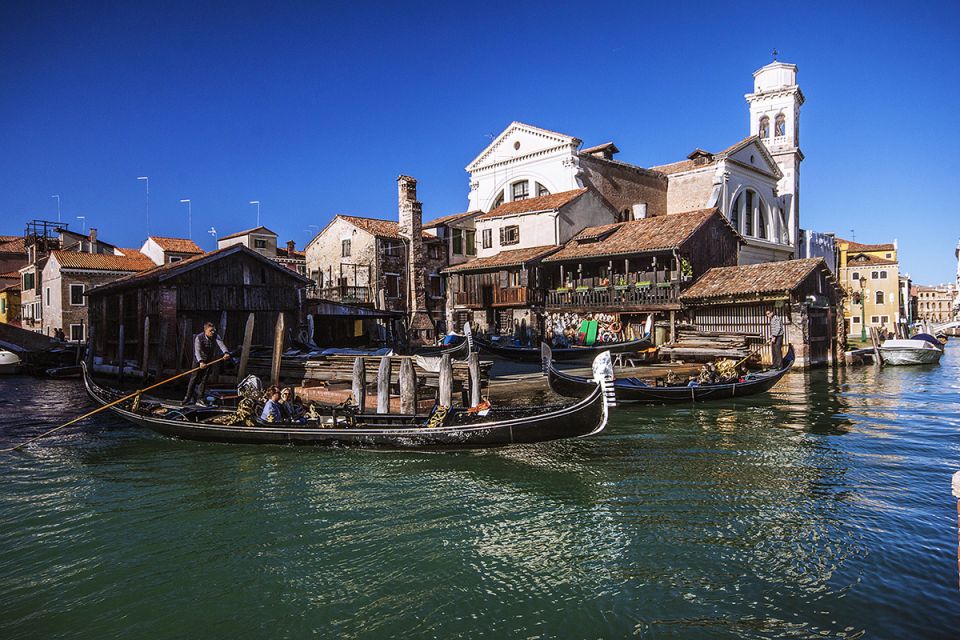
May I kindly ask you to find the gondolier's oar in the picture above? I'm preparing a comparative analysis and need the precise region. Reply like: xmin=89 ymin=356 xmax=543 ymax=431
xmin=1 ymin=355 xmax=229 ymax=454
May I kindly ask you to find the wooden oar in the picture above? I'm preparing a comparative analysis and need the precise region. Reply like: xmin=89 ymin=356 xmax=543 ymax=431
xmin=1 ymin=355 xmax=229 ymax=454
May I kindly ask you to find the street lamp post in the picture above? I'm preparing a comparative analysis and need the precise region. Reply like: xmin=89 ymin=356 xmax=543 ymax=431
xmin=179 ymin=199 xmax=192 ymax=239
xmin=51 ymin=195 xmax=61 ymax=223
xmin=137 ymin=176 xmax=150 ymax=234
xmin=249 ymin=201 xmax=261 ymax=226
xmin=860 ymin=278 xmax=868 ymax=342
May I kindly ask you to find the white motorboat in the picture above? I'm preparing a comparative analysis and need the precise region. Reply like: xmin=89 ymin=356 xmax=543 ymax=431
xmin=880 ymin=336 xmax=943 ymax=366
xmin=0 ymin=349 xmax=21 ymax=374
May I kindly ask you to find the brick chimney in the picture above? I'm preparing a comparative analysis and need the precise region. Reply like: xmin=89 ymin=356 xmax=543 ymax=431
xmin=286 ymin=240 xmax=296 ymax=254
xmin=397 ymin=175 xmax=433 ymax=344
xmin=88 ymin=228 xmax=97 ymax=253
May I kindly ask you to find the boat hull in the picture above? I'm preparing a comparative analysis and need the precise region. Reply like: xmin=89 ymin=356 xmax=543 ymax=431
xmin=477 ymin=338 xmax=650 ymax=363
xmin=879 ymin=347 xmax=943 ymax=366
xmin=82 ymin=363 xmax=607 ymax=448
xmin=546 ymin=345 xmax=794 ymax=404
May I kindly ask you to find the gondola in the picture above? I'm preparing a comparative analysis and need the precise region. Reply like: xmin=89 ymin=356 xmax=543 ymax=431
xmin=475 ymin=336 xmax=651 ymax=363
xmin=543 ymin=343 xmax=794 ymax=404
xmin=413 ymin=322 xmax=475 ymax=360
xmin=81 ymin=359 xmax=610 ymax=448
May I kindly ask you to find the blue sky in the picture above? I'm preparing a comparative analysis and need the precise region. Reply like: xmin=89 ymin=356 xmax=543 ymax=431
xmin=1 ymin=1 xmax=957 ymax=283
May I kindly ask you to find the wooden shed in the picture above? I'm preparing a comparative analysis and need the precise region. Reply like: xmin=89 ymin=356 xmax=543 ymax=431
xmin=678 ymin=258 xmax=844 ymax=368
xmin=86 ymin=244 xmax=311 ymax=374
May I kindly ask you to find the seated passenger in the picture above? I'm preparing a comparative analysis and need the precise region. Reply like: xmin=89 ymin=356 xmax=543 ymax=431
xmin=279 ymin=387 xmax=296 ymax=421
xmin=260 ymin=387 xmax=283 ymax=423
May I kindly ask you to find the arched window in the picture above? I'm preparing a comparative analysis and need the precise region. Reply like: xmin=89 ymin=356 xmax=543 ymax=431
xmin=744 ymin=190 xmax=754 ymax=236
xmin=511 ymin=180 xmax=529 ymax=201
xmin=758 ymin=116 xmax=770 ymax=138
xmin=536 ymin=182 xmax=550 ymax=197
xmin=875 ymin=291 xmax=884 ymax=305
xmin=775 ymin=113 xmax=786 ymax=137
xmin=730 ymin=193 xmax=740 ymax=232
xmin=757 ymin=204 xmax=767 ymax=239
xmin=492 ymin=190 xmax=504 ymax=208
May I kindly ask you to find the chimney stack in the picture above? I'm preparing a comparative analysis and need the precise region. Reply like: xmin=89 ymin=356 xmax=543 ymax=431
xmin=287 ymin=240 xmax=296 ymax=253
xmin=88 ymin=228 xmax=97 ymax=253
xmin=397 ymin=175 xmax=432 ymax=344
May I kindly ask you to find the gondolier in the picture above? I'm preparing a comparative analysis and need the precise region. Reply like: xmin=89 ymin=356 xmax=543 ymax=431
xmin=767 ymin=308 xmax=785 ymax=368
xmin=183 ymin=322 xmax=232 ymax=406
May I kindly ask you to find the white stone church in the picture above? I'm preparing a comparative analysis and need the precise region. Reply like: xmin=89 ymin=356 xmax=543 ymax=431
xmin=450 ymin=59 xmax=804 ymax=266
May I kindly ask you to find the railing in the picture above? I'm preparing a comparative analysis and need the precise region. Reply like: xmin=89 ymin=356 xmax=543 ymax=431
xmin=545 ymin=282 xmax=682 ymax=309
xmin=455 ymin=287 xmax=535 ymax=308
xmin=306 ymin=285 xmax=372 ymax=304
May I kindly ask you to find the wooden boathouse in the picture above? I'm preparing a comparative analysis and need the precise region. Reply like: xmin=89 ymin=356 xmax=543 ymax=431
xmin=86 ymin=244 xmax=311 ymax=375
xmin=677 ymin=258 xmax=844 ymax=367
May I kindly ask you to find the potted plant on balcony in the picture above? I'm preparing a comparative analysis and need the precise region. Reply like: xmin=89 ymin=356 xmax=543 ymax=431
xmin=679 ymin=257 xmax=693 ymax=282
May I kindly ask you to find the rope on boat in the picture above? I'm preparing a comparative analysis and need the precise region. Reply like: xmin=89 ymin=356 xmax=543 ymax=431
xmin=1 ymin=355 xmax=229 ymax=454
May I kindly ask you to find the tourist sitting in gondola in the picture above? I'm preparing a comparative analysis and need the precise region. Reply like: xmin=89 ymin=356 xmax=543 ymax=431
xmin=261 ymin=387 xmax=284 ymax=422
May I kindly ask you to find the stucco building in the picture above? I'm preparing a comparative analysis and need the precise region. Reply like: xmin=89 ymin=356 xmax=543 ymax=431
xmin=836 ymin=238 xmax=902 ymax=337
xmin=915 ymin=284 xmax=958 ymax=323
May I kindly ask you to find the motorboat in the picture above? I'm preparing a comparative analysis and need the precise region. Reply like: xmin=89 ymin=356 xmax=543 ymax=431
xmin=879 ymin=334 xmax=943 ymax=366
xmin=0 ymin=349 xmax=21 ymax=374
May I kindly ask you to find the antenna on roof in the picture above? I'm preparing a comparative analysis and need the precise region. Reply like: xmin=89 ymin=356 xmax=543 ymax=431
xmin=850 ymin=229 xmax=856 ymax=242
xmin=208 ymin=226 xmax=217 ymax=240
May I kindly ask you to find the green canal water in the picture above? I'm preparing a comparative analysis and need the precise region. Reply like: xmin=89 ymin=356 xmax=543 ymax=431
xmin=1 ymin=345 xmax=959 ymax=638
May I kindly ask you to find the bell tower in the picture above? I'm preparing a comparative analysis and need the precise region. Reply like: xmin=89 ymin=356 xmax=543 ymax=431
xmin=745 ymin=60 xmax=804 ymax=250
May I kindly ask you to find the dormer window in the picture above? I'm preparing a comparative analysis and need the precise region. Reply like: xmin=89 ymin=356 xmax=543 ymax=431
xmin=511 ymin=181 xmax=529 ymax=201
xmin=759 ymin=116 xmax=770 ymax=138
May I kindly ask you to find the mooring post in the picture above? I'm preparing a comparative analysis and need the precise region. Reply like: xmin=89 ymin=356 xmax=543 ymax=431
xmin=399 ymin=357 xmax=416 ymax=415
xmin=237 ymin=312 xmax=254 ymax=383
xmin=352 ymin=357 xmax=366 ymax=411
xmin=377 ymin=356 xmax=391 ymax=414
xmin=271 ymin=312 xmax=285 ymax=388
xmin=117 ymin=324 xmax=125 ymax=384
xmin=141 ymin=316 xmax=150 ymax=373
xmin=438 ymin=353 xmax=452 ymax=407
xmin=468 ymin=351 xmax=481 ymax=407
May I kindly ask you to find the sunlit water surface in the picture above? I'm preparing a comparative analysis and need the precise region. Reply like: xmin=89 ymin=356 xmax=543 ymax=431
xmin=1 ymin=345 xmax=959 ymax=638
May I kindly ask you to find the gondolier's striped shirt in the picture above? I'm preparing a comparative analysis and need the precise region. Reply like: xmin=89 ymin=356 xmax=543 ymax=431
xmin=770 ymin=315 xmax=784 ymax=338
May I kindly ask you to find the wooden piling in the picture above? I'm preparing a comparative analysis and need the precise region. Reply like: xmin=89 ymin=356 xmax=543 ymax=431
xmin=237 ymin=312 xmax=254 ymax=383
xmin=468 ymin=351 xmax=481 ymax=407
xmin=870 ymin=326 xmax=883 ymax=366
xmin=438 ymin=353 xmax=452 ymax=407
xmin=399 ymin=357 xmax=416 ymax=415
xmin=218 ymin=310 xmax=227 ymax=341
xmin=271 ymin=312 xmax=285 ymax=388
xmin=142 ymin=316 xmax=151 ymax=372
xmin=352 ymin=357 xmax=366 ymax=410
xmin=117 ymin=324 xmax=125 ymax=382
xmin=377 ymin=356 xmax=391 ymax=414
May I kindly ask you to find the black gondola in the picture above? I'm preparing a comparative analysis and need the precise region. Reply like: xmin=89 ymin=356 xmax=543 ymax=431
xmin=475 ymin=336 xmax=651 ymax=363
xmin=81 ymin=360 xmax=610 ymax=448
xmin=414 ymin=322 xmax=475 ymax=360
xmin=542 ymin=343 xmax=794 ymax=404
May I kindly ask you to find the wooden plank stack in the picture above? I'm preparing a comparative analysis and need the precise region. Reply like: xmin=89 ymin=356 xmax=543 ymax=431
xmin=658 ymin=329 xmax=752 ymax=360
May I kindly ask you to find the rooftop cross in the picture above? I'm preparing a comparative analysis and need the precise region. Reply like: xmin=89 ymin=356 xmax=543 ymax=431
xmin=772 ymin=48 xmax=779 ymax=61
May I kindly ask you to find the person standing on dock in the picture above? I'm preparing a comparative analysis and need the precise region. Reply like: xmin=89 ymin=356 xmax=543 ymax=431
xmin=767 ymin=308 xmax=785 ymax=368
xmin=183 ymin=322 xmax=232 ymax=406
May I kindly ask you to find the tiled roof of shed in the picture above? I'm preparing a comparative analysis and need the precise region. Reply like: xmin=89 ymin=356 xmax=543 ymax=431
xmin=680 ymin=258 xmax=829 ymax=301
xmin=150 ymin=236 xmax=203 ymax=254
xmin=51 ymin=250 xmax=156 ymax=272
xmin=0 ymin=236 xmax=26 ymax=254
xmin=443 ymin=245 xmax=559 ymax=273
xmin=543 ymin=209 xmax=740 ymax=262
xmin=475 ymin=189 xmax=587 ymax=220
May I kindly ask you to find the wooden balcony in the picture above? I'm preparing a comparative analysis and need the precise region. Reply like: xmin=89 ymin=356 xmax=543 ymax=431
xmin=306 ymin=285 xmax=372 ymax=304
xmin=545 ymin=282 xmax=682 ymax=310
xmin=455 ymin=287 xmax=537 ymax=309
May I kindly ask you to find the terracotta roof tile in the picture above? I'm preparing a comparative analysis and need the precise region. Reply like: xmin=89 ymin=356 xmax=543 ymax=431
xmin=51 ymin=250 xmax=156 ymax=272
xmin=845 ymin=253 xmax=897 ymax=266
xmin=650 ymin=136 xmax=757 ymax=176
xmin=337 ymin=215 xmax=434 ymax=240
xmin=836 ymin=237 xmax=896 ymax=253
xmin=150 ymin=236 xmax=203 ymax=254
xmin=0 ymin=236 xmax=26 ymax=254
xmin=680 ymin=258 xmax=828 ymax=301
xmin=443 ymin=245 xmax=559 ymax=273
xmin=475 ymin=189 xmax=587 ymax=221
xmin=543 ymin=209 xmax=740 ymax=262
xmin=424 ymin=210 xmax=481 ymax=228
xmin=276 ymin=247 xmax=306 ymax=260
